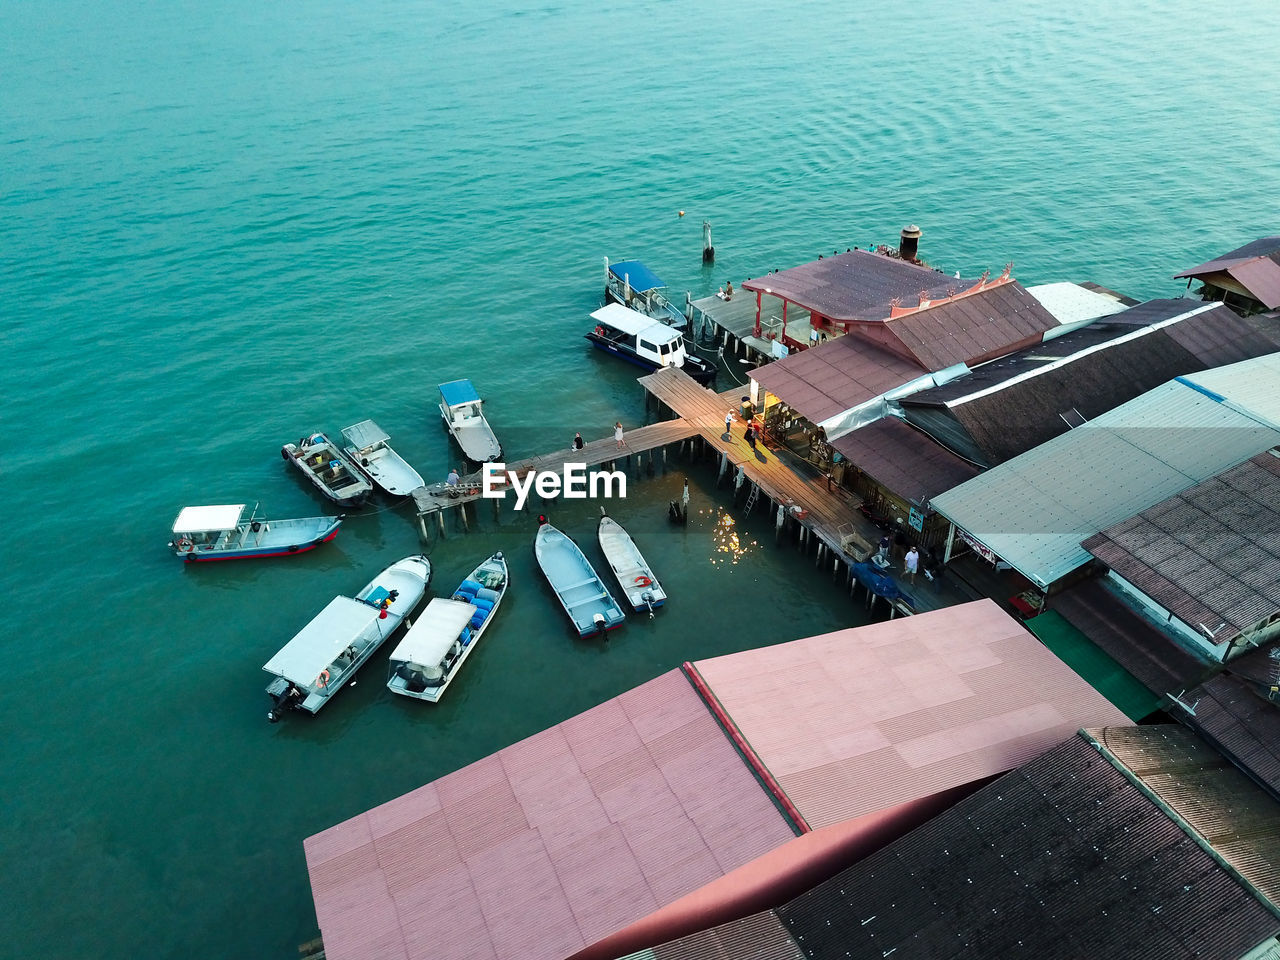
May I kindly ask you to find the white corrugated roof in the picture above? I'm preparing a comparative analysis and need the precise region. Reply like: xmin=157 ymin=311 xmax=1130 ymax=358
xmin=386 ymin=598 xmax=474 ymax=667
xmin=931 ymin=377 xmax=1280 ymax=587
xmin=1026 ymin=282 xmax=1127 ymax=325
xmin=1177 ymin=351 xmax=1280 ymax=430
xmin=173 ymin=504 xmax=245 ymax=533
xmin=262 ymin=597 xmax=381 ymax=682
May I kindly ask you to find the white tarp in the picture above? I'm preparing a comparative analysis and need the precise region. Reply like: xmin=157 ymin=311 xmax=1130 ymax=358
xmin=262 ymin=597 xmax=382 ymax=682
xmin=341 ymin=419 xmax=389 ymax=449
xmin=173 ymin=504 xmax=245 ymax=533
xmin=387 ymin=598 xmax=475 ymax=667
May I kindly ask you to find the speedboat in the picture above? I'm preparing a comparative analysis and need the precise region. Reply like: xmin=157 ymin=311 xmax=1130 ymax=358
xmin=586 ymin=303 xmax=716 ymax=385
xmin=386 ymin=552 xmax=508 ymax=702
xmin=168 ymin=503 xmax=341 ymax=562
xmin=263 ymin=555 xmax=432 ymax=721
xmin=534 ymin=518 xmax=625 ymax=638
xmin=281 ymin=431 xmax=373 ymax=508
xmin=598 ymin=514 xmax=666 ymax=615
xmin=439 ymin=380 xmax=502 ymax=463
xmin=340 ymin=419 xmax=425 ymax=496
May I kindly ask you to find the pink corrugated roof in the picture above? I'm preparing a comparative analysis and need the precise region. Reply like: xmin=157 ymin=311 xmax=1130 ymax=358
xmin=304 ymin=669 xmax=797 ymax=960
xmin=691 ymin=599 xmax=1128 ymax=830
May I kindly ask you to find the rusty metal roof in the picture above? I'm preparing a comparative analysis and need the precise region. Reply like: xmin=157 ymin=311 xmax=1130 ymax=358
xmin=1083 ymin=448 xmax=1280 ymax=643
xmin=1178 ymin=672 xmax=1280 ymax=799
xmin=770 ymin=730 xmax=1280 ymax=959
xmin=740 ymin=250 xmax=966 ymax=323
xmin=304 ymin=669 xmax=797 ymax=960
xmin=690 ymin=599 xmax=1127 ymax=831
xmin=830 ymin=416 xmax=981 ymax=505
xmin=1086 ymin=724 xmax=1280 ymax=908
xmin=749 ymin=334 xmax=925 ymax=424
xmin=1175 ymin=236 xmax=1280 ymax=309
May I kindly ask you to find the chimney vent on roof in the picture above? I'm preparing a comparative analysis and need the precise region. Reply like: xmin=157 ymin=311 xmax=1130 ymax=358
xmin=899 ymin=224 xmax=923 ymax=261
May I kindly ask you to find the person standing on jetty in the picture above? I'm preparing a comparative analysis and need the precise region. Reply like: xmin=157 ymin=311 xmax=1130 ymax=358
xmin=614 ymin=422 xmax=624 ymax=449
xmin=724 ymin=410 xmax=733 ymax=438
xmin=904 ymin=546 xmax=919 ymax=583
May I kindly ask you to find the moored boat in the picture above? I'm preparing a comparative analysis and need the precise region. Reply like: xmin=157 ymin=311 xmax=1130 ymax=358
xmin=586 ymin=303 xmax=717 ymax=386
xmin=604 ymin=258 xmax=688 ymax=328
xmin=340 ymin=419 xmax=425 ymax=496
xmin=386 ymin=552 xmax=508 ymax=702
xmin=264 ymin=555 xmax=432 ymax=721
xmin=438 ymin=379 xmax=502 ymax=463
xmin=597 ymin=513 xmax=666 ymax=615
xmin=169 ymin=503 xmax=342 ymax=562
xmin=534 ymin=518 xmax=625 ymax=638
xmin=281 ymin=432 xmax=373 ymax=508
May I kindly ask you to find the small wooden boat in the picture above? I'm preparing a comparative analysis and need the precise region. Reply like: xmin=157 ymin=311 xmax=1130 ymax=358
xmin=264 ymin=555 xmax=432 ymax=721
xmin=604 ymin=257 xmax=689 ymax=329
xmin=439 ymin=380 xmax=502 ymax=463
xmin=341 ymin=419 xmax=424 ymax=496
xmin=386 ymin=552 xmax=508 ymax=702
xmin=169 ymin=503 xmax=341 ymax=562
xmin=586 ymin=303 xmax=717 ymax=386
xmin=534 ymin=518 xmax=625 ymax=638
xmin=598 ymin=514 xmax=666 ymax=615
xmin=281 ymin=432 xmax=373 ymax=508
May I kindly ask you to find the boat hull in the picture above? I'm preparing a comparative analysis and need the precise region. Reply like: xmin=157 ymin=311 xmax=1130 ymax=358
xmin=183 ymin=524 xmax=340 ymax=562
xmin=598 ymin=516 xmax=667 ymax=612
xmin=345 ymin=444 xmax=425 ymax=497
xmin=282 ymin=434 xmax=373 ymax=507
xmin=585 ymin=334 xmax=717 ymax=386
xmin=534 ymin=523 xmax=625 ymax=638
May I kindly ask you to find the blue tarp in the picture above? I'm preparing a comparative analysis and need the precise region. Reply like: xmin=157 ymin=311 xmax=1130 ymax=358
xmin=850 ymin=562 xmax=902 ymax=600
xmin=439 ymin=379 xmax=480 ymax=407
xmin=609 ymin=260 xmax=665 ymax=293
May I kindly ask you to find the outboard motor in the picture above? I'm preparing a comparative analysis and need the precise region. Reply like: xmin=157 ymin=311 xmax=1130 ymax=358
xmin=267 ymin=684 xmax=303 ymax=723
xmin=592 ymin=612 xmax=607 ymax=638
xmin=642 ymin=592 xmax=655 ymax=619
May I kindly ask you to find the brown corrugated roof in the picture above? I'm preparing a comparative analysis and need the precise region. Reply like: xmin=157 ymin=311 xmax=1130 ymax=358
xmin=830 ymin=416 xmax=980 ymax=505
xmin=1048 ymin=577 xmax=1210 ymax=695
xmin=770 ymin=730 xmax=1280 ymax=959
xmin=1175 ymin=235 xmax=1280 ymax=278
xmin=1175 ymin=236 xmax=1280 ymax=310
xmin=1178 ymin=672 xmax=1280 ymax=799
xmin=1083 ymin=449 xmax=1280 ymax=643
xmin=304 ymin=669 xmax=797 ymax=960
xmin=749 ymin=335 xmax=924 ymax=424
xmin=740 ymin=250 xmax=966 ymax=323
xmin=691 ymin=599 xmax=1127 ymax=831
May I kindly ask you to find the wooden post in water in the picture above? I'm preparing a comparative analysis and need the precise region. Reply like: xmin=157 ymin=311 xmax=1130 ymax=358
xmin=702 ymin=220 xmax=714 ymax=264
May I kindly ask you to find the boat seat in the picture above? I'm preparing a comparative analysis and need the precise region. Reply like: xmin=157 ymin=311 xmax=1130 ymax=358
xmin=565 ymin=592 xmax=607 ymax=609
xmin=558 ymin=577 xmax=599 ymax=592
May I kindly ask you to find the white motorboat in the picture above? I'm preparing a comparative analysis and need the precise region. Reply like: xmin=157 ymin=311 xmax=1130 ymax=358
xmin=386 ymin=552 xmax=508 ymax=702
xmin=439 ymin=379 xmax=502 ymax=463
xmin=586 ymin=302 xmax=717 ymax=386
xmin=168 ymin=503 xmax=342 ymax=562
xmin=263 ymin=555 xmax=432 ymax=721
xmin=598 ymin=514 xmax=666 ymax=615
xmin=341 ymin=419 xmax=425 ymax=496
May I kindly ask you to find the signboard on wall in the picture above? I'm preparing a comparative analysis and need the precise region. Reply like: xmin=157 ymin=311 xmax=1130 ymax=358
xmin=908 ymin=507 xmax=924 ymax=531
xmin=957 ymin=528 xmax=999 ymax=565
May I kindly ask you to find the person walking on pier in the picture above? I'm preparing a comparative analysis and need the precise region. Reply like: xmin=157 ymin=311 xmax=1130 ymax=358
xmin=744 ymin=424 xmax=757 ymax=451
xmin=904 ymin=546 xmax=919 ymax=583
xmin=724 ymin=410 xmax=734 ymax=438
xmin=614 ymin=422 xmax=625 ymax=449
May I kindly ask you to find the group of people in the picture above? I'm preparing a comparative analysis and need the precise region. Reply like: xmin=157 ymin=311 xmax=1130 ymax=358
xmin=877 ymin=534 xmax=924 ymax=583
xmin=724 ymin=410 xmax=761 ymax=454
xmin=717 ymin=280 xmax=735 ymax=301
xmin=566 ymin=425 xmax=623 ymax=451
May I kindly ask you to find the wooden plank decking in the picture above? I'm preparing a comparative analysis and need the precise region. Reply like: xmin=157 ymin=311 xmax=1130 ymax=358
xmin=411 ymin=418 xmax=699 ymax=514
xmin=639 ymin=367 xmax=874 ymax=563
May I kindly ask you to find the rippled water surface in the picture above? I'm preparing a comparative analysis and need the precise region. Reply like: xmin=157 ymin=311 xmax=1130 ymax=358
xmin=4 ymin=1 xmax=1280 ymax=957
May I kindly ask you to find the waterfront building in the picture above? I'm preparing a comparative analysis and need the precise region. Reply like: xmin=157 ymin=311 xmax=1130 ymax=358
xmin=929 ymin=353 xmax=1280 ymax=597
xmin=1176 ymin=235 xmax=1280 ymax=318
xmin=620 ymin=726 xmax=1280 ymax=960
xmin=303 ymin=601 xmax=1125 ymax=960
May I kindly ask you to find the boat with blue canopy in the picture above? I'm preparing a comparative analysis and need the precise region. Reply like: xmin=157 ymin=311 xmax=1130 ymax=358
xmin=439 ymin=379 xmax=502 ymax=463
xmin=534 ymin=518 xmax=625 ymax=638
xmin=604 ymin=257 xmax=688 ymax=329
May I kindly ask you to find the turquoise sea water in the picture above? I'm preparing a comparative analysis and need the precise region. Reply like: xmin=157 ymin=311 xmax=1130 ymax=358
xmin=4 ymin=1 xmax=1280 ymax=957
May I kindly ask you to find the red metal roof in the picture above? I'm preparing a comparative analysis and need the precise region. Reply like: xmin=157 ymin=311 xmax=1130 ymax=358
xmin=304 ymin=669 xmax=797 ymax=960
xmin=749 ymin=335 xmax=925 ymax=424
xmin=691 ymin=600 xmax=1128 ymax=830
xmin=1174 ymin=236 xmax=1280 ymax=309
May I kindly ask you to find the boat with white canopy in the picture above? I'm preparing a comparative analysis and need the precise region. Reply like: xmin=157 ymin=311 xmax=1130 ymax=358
xmin=386 ymin=553 xmax=508 ymax=703
xmin=438 ymin=379 xmax=502 ymax=463
xmin=168 ymin=503 xmax=342 ymax=562
xmin=264 ymin=555 xmax=432 ymax=721
xmin=340 ymin=419 xmax=424 ymax=496
xmin=585 ymin=302 xmax=716 ymax=385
